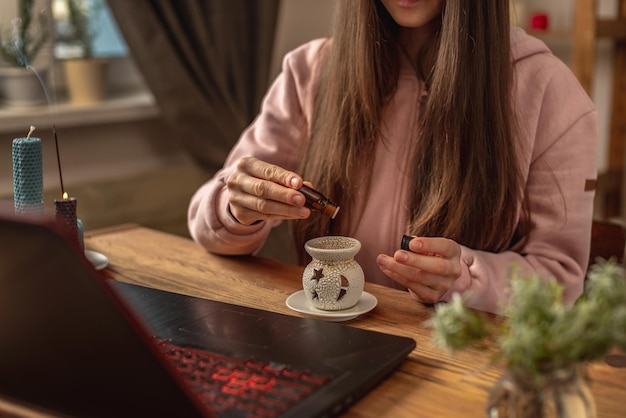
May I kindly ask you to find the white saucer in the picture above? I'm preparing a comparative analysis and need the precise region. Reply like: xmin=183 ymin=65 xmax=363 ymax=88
xmin=286 ymin=290 xmax=377 ymax=322
xmin=85 ymin=250 xmax=109 ymax=270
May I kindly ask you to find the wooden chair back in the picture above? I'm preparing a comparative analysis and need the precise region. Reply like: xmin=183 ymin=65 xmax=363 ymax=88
xmin=589 ymin=219 xmax=626 ymax=266
xmin=572 ymin=0 xmax=626 ymax=218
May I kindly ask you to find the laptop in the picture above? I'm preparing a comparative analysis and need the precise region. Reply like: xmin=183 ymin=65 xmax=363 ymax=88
xmin=0 ymin=210 xmax=416 ymax=418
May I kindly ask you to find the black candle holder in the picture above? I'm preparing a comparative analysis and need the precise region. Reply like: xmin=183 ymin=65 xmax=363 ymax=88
xmin=55 ymin=197 xmax=79 ymax=248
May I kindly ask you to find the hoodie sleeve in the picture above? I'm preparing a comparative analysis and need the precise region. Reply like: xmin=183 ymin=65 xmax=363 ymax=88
xmin=187 ymin=39 xmax=327 ymax=255
xmin=438 ymin=37 xmax=598 ymax=314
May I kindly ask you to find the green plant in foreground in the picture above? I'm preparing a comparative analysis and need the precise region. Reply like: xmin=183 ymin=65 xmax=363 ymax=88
xmin=429 ymin=259 xmax=626 ymax=377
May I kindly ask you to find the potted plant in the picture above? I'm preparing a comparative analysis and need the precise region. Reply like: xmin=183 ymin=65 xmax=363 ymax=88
xmin=429 ymin=259 xmax=626 ymax=418
xmin=56 ymin=0 xmax=108 ymax=104
xmin=0 ymin=0 xmax=51 ymax=107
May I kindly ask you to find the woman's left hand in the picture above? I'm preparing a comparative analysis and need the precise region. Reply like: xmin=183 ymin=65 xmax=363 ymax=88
xmin=376 ymin=237 xmax=462 ymax=304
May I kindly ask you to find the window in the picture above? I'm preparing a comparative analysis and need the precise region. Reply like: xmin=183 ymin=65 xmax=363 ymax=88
xmin=0 ymin=0 xmax=156 ymax=134
xmin=52 ymin=0 xmax=127 ymax=59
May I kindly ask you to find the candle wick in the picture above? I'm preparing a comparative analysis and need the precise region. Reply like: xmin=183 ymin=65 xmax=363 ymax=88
xmin=53 ymin=124 xmax=65 ymax=196
xmin=27 ymin=125 xmax=35 ymax=139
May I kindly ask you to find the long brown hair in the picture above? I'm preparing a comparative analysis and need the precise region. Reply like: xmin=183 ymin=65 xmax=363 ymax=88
xmin=293 ymin=0 xmax=527 ymax=262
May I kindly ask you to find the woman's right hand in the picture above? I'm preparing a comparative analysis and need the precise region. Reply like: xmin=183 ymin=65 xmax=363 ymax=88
xmin=225 ymin=157 xmax=311 ymax=225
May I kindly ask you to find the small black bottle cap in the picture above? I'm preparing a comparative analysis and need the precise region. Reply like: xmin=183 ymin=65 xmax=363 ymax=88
xmin=400 ymin=235 xmax=414 ymax=252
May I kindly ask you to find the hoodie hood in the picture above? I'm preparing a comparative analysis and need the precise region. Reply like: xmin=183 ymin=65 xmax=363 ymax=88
xmin=511 ymin=27 xmax=553 ymax=63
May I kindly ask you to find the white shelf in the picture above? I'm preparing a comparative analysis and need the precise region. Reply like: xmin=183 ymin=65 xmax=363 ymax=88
xmin=0 ymin=88 xmax=160 ymax=134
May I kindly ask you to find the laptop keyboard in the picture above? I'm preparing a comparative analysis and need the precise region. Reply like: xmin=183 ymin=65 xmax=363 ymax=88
xmin=157 ymin=339 xmax=332 ymax=418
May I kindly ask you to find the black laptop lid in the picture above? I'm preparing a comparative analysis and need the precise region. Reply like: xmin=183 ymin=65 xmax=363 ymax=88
xmin=0 ymin=214 xmax=206 ymax=417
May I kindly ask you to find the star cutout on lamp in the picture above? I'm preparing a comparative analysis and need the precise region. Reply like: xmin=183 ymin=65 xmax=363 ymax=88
xmin=311 ymin=268 xmax=324 ymax=282
xmin=310 ymin=268 xmax=324 ymax=300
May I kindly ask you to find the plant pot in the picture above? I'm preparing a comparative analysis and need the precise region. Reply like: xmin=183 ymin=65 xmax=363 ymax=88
xmin=0 ymin=66 xmax=50 ymax=107
xmin=302 ymin=236 xmax=364 ymax=310
xmin=486 ymin=365 xmax=597 ymax=418
xmin=63 ymin=58 xmax=109 ymax=104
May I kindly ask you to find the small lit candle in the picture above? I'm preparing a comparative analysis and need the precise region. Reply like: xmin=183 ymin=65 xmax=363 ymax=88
xmin=55 ymin=192 xmax=80 ymax=248
xmin=12 ymin=126 xmax=43 ymax=215
xmin=52 ymin=125 xmax=82 ymax=248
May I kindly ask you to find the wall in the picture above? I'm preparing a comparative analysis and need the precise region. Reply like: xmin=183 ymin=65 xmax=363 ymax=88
xmin=269 ymin=0 xmax=335 ymax=80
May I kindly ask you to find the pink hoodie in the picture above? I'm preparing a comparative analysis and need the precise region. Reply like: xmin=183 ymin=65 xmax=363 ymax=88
xmin=188 ymin=28 xmax=597 ymax=314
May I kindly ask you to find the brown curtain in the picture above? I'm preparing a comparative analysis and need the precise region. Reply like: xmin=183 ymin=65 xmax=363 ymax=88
xmin=106 ymin=0 xmax=281 ymax=170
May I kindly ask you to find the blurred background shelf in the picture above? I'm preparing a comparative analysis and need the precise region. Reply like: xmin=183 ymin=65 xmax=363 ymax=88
xmin=0 ymin=88 xmax=158 ymax=134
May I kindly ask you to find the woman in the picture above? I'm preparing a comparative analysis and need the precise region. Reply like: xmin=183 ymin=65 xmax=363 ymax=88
xmin=188 ymin=0 xmax=597 ymax=314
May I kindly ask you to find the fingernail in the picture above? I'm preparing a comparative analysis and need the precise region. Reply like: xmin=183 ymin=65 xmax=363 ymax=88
xmin=290 ymin=177 xmax=300 ymax=188
xmin=292 ymin=194 xmax=305 ymax=205
xmin=396 ymin=252 xmax=408 ymax=262
xmin=298 ymin=208 xmax=309 ymax=218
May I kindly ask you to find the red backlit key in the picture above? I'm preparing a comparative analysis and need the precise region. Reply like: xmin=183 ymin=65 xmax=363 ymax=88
xmin=156 ymin=340 xmax=332 ymax=417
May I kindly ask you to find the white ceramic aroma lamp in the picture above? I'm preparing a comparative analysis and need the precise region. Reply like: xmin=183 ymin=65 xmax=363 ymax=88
xmin=302 ymin=236 xmax=365 ymax=310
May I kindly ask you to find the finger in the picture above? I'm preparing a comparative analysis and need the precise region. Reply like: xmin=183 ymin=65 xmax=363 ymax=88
xmin=229 ymin=191 xmax=310 ymax=224
xmin=408 ymin=288 xmax=441 ymax=305
xmin=377 ymin=255 xmax=443 ymax=302
xmin=237 ymin=157 xmax=303 ymax=189
xmin=379 ymin=253 xmax=451 ymax=290
xmin=229 ymin=204 xmax=309 ymax=225
xmin=228 ymin=175 xmax=306 ymax=207
xmin=227 ymin=160 xmax=307 ymax=218
xmin=407 ymin=237 xmax=460 ymax=259
xmin=401 ymin=250 xmax=461 ymax=280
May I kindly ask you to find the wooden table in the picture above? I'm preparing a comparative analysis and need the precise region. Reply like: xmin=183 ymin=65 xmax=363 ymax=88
xmin=85 ymin=225 xmax=626 ymax=418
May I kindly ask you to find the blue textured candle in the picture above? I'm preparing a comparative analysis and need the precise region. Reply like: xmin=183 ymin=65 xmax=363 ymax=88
xmin=12 ymin=137 xmax=44 ymax=215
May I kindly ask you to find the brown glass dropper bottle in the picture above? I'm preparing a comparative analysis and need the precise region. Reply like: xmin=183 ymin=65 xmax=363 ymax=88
xmin=298 ymin=185 xmax=340 ymax=219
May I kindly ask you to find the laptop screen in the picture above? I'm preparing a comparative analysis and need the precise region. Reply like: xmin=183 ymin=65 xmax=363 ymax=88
xmin=0 ymin=214 xmax=206 ymax=417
